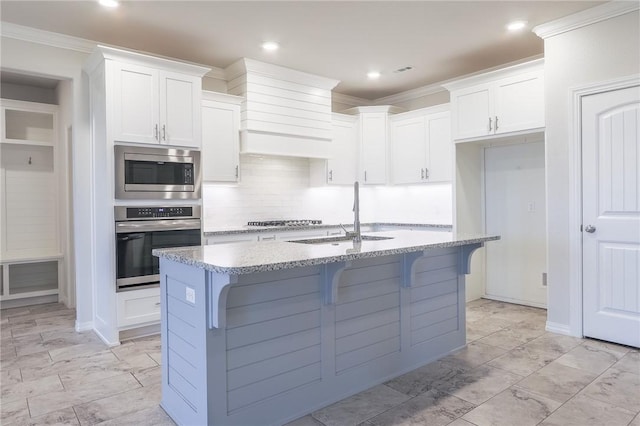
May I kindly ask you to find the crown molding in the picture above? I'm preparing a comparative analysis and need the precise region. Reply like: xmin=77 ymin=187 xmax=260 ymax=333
xmin=1 ymin=21 xmax=226 ymax=80
xmin=441 ymin=57 xmax=544 ymax=91
xmin=332 ymin=92 xmax=372 ymax=107
xmin=225 ymin=58 xmax=340 ymax=90
xmin=374 ymin=83 xmax=447 ymax=106
xmin=533 ymin=1 xmax=639 ymax=39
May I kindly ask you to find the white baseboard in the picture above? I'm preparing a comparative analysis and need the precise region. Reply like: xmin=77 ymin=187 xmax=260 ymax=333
xmin=546 ymin=321 xmax=574 ymax=336
xmin=75 ymin=320 xmax=93 ymax=332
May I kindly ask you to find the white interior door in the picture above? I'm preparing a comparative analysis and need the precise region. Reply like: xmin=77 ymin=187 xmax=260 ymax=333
xmin=582 ymin=85 xmax=640 ymax=348
xmin=484 ymin=141 xmax=547 ymax=307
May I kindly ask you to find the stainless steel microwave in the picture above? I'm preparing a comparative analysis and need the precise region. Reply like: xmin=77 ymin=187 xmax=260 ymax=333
xmin=114 ymin=145 xmax=201 ymax=200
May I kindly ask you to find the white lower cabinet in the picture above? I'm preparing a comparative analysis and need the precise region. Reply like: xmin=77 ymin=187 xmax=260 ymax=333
xmin=117 ymin=287 xmax=161 ymax=328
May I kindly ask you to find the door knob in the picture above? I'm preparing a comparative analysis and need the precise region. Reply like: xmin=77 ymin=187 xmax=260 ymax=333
xmin=584 ymin=225 xmax=596 ymax=233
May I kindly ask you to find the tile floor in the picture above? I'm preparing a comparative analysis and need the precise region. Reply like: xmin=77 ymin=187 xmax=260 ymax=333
xmin=1 ymin=299 xmax=638 ymax=425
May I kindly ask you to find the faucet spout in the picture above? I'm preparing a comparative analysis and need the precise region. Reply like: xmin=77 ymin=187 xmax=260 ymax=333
xmin=352 ymin=181 xmax=361 ymax=243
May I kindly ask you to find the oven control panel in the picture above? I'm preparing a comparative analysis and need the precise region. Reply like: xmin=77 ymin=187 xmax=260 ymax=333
xmin=114 ymin=205 xmax=201 ymax=221
xmin=127 ymin=207 xmax=192 ymax=219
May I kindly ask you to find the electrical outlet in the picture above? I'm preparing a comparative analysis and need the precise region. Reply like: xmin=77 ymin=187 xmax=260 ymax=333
xmin=186 ymin=287 xmax=195 ymax=304
xmin=528 ymin=202 xmax=536 ymax=212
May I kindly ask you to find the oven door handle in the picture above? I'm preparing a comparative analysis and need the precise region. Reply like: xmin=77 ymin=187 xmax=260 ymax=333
xmin=117 ymin=233 xmax=145 ymax=241
xmin=115 ymin=219 xmax=201 ymax=233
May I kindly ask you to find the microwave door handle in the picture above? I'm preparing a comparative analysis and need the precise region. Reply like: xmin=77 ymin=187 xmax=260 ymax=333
xmin=117 ymin=233 xmax=145 ymax=241
xmin=124 ymin=153 xmax=193 ymax=163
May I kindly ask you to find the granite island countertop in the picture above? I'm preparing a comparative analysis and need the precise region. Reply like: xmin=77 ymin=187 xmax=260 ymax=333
xmin=153 ymin=230 xmax=498 ymax=275
xmin=203 ymin=222 xmax=452 ymax=236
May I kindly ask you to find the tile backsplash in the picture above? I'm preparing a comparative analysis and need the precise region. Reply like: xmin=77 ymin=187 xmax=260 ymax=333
xmin=202 ymin=154 xmax=452 ymax=231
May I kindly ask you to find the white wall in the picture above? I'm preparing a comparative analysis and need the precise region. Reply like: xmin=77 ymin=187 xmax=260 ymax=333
xmin=1 ymin=82 xmax=56 ymax=104
xmin=1 ymin=36 xmax=94 ymax=329
xmin=202 ymin=154 xmax=452 ymax=231
xmin=543 ymin=11 xmax=640 ymax=332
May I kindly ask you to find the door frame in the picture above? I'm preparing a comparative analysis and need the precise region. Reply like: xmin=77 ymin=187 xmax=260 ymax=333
xmin=566 ymin=74 xmax=640 ymax=338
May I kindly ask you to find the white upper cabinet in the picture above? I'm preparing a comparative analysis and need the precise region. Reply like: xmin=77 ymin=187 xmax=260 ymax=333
xmin=85 ymin=46 xmax=209 ymax=149
xmin=359 ymin=110 xmax=389 ymax=184
xmin=201 ymin=92 xmax=242 ymax=182
xmin=310 ymin=113 xmax=358 ymax=185
xmin=112 ymin=63 xmax=201 ymax=147
xmin=445 ymin=59 xmax=544 ymax=142
xmin=390 ymin=106 xmax=452 ymax=184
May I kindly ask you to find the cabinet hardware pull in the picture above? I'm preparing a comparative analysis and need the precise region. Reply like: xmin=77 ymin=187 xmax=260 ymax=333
xmin=364 ymin=171 xmax=367 ymax=182
xmin=235 ymin=165 xmax=239 ymax=178
xmin=162 ymin=125 xmax=167 ymax=141
xmin=154 ymin=124 xmax=159 ymax=141
xmin=425 ymin=168 xmax=429 ymax=179
xmin=488 ymin=117 xmax=492 ymax=132
xmin=495 ymin=116 xmax=499 ymax=131
xmin=155 ymin=302 xmax=161 ymax=306
xmin=329 ymin=170 xmax=333 ymax=181
xmin=421 ymin=168 xmax=425 ymax=180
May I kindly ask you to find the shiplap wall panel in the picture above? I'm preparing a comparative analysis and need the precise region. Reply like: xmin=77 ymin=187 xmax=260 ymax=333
xmin=7 ymin=261 xmax=57 ymax=292
xmin=411 ymin=317 xmax=459 ymax=346
xmin=2 ymin=144 xmax=58 ymax=257
xmin=224 ymin=267 xmax=322 ymax=414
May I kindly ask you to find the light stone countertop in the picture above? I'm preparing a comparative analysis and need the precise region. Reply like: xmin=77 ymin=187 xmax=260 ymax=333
xmin=153 ymin=230 xmax=499 ymax=275
xmin=203 ymin=222 xmax=452 ymax=236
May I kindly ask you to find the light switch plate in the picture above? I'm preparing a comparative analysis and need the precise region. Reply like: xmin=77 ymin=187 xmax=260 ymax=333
xmin=185 ymin=287 xmax=195 ymax=304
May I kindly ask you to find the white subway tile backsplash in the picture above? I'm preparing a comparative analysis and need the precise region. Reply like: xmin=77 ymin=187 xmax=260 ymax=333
xmin=202 ymin=155 xmax=452 ymax=231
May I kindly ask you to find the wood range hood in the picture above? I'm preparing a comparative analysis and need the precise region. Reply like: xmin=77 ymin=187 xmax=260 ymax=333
xmin=225 ymin=58 xmax=340 ymax=159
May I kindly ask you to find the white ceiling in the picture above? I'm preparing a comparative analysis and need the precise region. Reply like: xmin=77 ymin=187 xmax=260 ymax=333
xmin=0 ymin=1 xmax=606 ymax=100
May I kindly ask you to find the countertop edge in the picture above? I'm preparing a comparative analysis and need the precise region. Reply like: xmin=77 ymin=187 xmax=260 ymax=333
xmin=154 ymin=235 xmax=498 ymax=275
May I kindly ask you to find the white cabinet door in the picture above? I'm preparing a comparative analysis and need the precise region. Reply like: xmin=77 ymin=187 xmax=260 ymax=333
xmin=360 ymin=112 xmax=387 ymax=184
xmin=112 ymin=62 xmax=160 ymax=144
xmin=327 ymin=114 xmax=358 ymax=185
xmin=494 ymin=70 xmax=544 ymax=135
xmin=451 ymin=84 xmax=492 ymax=140
xmin=116 ymin=287 xmax=161 ymax=328
xmin=160 ymin=71 xmax=201 ymax=148
xmin=202 ymin=99 xmax=240 ymax=182
xmin=426 ymin=112 xmax=452 ymax=182
xmin=391 ymin=115 xmax=426 ymax=184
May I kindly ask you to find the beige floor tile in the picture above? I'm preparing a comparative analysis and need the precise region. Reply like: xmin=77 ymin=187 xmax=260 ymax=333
xmin=132 ymin=365 xmax=161 ymax=387
xmin=0 ymin=350 xmax=52 ymax=372
xmin=487 ymin=345 xmax=558 ymax=377
xmin=0 ymin=398 xmax=29 ymax=424
xmin=27 ymin=407 xmax=80 ymax=425
xmin=1 ymin=344 xmax=17 ymax=360
xmin=1 ymin=368 xmax=23 ymax=385
xmin=48 ymin=340 xmax=111 ymax=362
xmin=1 ymin=373 xmax=63 ymax=405
xmin=514 ymin=361 xmax=599 ymax=403
xmin=93 ymin=406 xmax=175 ymax=426
xmin=73 ymin=383 xmax=161 ymax=425
xmin=539 ymin=394 xmax=635 ymax=426
xmin=21 ymin=350 xmax=120 ymax=382
xmin=630 ymin=413 xmax=640 ymax=426
xmin=285 ymin=414 xmax=325 ymax=426
xmin=445 ymin=341 xmax=508 ymax=369
xmin=27 ymin=373 xmax=141 ymax=417
xmin=367 ymin=389 xmax=475 ymax=426
xmin=312 ymin=384 xmax=410 ymax=426
xmin=147 ymin=351 xmax=161 ymax=365
xmin=612 ymin=351 xmax=640 ymax=375
xmin=580 ymin=367 xmax=640 ymax=412
xmin=384 ymin=359 xmax=467 ymax=397
xmin=0 ymin=306 xmax=32 ymax=320
xmin=462 ymin=387 xmax=561 ymax=426
xmin=522 ymin=333 xmax=582 ymax=356
xmin=580 ymin=339 xmax=631 ymax=357
xmin=555 ymin=341 xmax=625 ymax=374
xmin=446 ymin=419 xmax=477 ymax=426
xmin=440 ymin=365 xmax=524 ymax=405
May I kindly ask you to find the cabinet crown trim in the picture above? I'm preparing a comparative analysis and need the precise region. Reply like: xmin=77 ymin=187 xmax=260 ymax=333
xmin=84 ymin=45 xmax=210 ymax=77
xmin=202 ymin=91 xmax=243 ymax=104
xmin=442 ymin=58 xmax=543 ymax=92
xmin=533 ymin=1 xmax=639 ymax=39
xmin=225 ymin=58 xmax=340 ymax=90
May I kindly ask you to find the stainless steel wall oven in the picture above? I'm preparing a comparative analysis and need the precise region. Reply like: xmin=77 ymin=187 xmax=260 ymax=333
xmin=114 ymin=145 xmax=201 ymax=200
xmin=115 ymin=206 xmax=201 ymax=291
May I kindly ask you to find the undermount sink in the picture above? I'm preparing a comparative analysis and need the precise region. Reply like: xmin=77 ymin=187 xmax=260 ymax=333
xmin=290 ymin=235 xmax=394 ymax=245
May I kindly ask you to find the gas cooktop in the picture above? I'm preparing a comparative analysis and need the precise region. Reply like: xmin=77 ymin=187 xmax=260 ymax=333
xmin=247 ymin=220 xmax=322 ymax=227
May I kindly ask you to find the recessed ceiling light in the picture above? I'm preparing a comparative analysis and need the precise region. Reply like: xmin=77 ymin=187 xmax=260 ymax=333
xmin=507 ymin=21 xmax=527 ymax=31
xmin=262 ymin=41 xmax=279 ymax=51
xmin=99 ymin=0 xmax=119 ymax=8
xmin=367 ymin=71 xmax=381 ymax=80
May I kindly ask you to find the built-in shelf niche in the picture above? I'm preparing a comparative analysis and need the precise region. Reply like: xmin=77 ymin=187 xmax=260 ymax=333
xmin=4 ymin=108 xmax=55 ymax=144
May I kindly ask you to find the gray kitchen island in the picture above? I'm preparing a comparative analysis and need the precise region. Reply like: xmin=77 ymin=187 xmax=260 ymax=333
xmin=153 ymin=230 xmax=498 ymax=426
